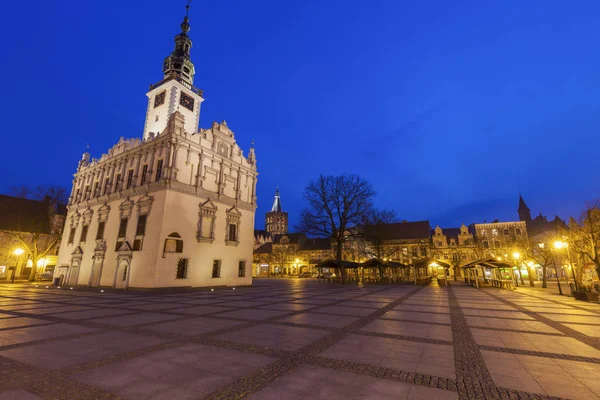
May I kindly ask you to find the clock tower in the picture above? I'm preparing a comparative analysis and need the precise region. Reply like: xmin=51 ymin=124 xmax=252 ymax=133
xmin=143 ymin=2 xmax=204 ymax=140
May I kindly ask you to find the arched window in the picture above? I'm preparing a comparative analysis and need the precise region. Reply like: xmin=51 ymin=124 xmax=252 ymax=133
xmin=492 ymin=229 xmax=498 ymax=237
xmin=481 ymin=230 xmax=487 ymax=237
xmin=503 ymin=228 xmax=510 ymax=236
xmin=164 ymin=232 xmax=183 ymax=256
xmin=515 ymin=228 xmax=522 ymax=235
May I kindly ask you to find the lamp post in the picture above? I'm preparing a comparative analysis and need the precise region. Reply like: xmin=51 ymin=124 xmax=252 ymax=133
xmin=541 ymin=242 xmax=563 ymax=295
xmin=13 ymin=248 xmax=24 ymax=284
xmin=554 ymin=241 xmax=578 ymax=291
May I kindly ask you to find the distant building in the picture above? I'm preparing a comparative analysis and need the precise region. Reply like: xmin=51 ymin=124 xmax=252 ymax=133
xmin=472 ymin=220 xmax=528 ymax=254
xmin=431 ymin=224 xmax=477 ymax=276
xmin=265 ymin=188 xmax=288 ymax=235
xmin=0 ymin=195 xmax=66 ymax=281
xmin=253 ymin=233 xmax=332 ymax=276
xmin=361 ymin=221 xmax=431 ymax=264
xmin=54 ymin=6 xmax=257 ymax=289
xmin=517 ymin=195 xmax=567 ymax=237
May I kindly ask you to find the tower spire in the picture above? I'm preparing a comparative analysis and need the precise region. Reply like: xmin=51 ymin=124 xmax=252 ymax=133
xmin=271 ymin=187 xmax=282 ymax=212
xmin=162 ymin=1 xmax=196 ymax=85
xmin=518 ymin=195 xmax=532 ymax=222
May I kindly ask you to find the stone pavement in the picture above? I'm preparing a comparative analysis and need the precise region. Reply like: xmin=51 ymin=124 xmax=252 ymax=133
xmin=0 ymin=280 xmax=598 ymax=400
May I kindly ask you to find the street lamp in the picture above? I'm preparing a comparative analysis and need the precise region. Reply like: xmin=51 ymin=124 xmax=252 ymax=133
xmin=554 ymin=240 xmax=578 ymax=291
xmin=13 ymin=248 xmax=24 ymax=284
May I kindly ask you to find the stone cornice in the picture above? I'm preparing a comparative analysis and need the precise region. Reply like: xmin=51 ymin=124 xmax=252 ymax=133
xmin=69 ymin=178 xmax=256 ymax=214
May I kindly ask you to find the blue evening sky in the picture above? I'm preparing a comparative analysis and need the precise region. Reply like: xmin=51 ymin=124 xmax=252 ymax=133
xmin=2 ymin=0 xmax=599 ymax=229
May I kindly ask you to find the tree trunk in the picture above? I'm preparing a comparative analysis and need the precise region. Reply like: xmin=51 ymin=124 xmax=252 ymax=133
xmin=336 ymin=239 xmax=346 ymax=282
xmin=526 ymin=266 xmax=535 ymax=287
xmin=28 ymin=257 xmax=38 ymax=282
xmin=518 ymin=269 xmax=525 ymax=285
xmin=542 ymin=266 xmax=547 ymax=288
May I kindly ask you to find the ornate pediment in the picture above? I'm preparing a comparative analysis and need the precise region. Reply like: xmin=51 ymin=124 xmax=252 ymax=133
xmin=201 ymin=198 xmax=217 ymax=210
xmin=136 ymin=194 xmax=154 ymax=215
xmin=119 ymin=198 xmax=134 ymax=218
xmin=117 ymin=241 xmax=133 ymax=253
xmin=70 ymin=211 xmax=81 ymax=227
xmin=71 ymin=246 xmax=84 ymax=256
xmin=98 ymin=203 xmax=111 ymax=222
xmin=227 ymin=205 xmax=242 ymax=216
xmin=82 ymin=208 xmax=94 ymax=225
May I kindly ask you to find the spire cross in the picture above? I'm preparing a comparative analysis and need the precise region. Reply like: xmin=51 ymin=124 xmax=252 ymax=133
xmin=186 ymin=0 xmax=191 ymax=17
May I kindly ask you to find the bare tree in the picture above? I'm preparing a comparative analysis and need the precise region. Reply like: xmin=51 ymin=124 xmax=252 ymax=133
xmin=297 ymin=174 xmax=375 ymax=282
xmin=1 ymin=186 xmax=66 ymax=282
xmin=359 ymin=208 xmax=397 ymax=279
xmin=9 ymin=184 xmax=68 ymax=205
xmin=529 ymin=239 xmax=554 ymax=288
xmin=568 ymin=202 xmax=600 ymax=283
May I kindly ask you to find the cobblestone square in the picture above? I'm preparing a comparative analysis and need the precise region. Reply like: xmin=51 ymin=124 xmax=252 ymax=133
xmin=0 ymin=280 xmax=599 ymax=399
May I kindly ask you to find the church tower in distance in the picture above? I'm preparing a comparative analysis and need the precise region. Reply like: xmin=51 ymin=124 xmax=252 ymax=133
xmin=518 ymin=195 xmax=532 ymax=222
xmin=266 ymin=188 xmax=288 ymax=235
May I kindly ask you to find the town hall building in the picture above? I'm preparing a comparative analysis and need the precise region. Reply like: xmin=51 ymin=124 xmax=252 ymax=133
xmin=54 ymin=5 xmax=258 ymax=289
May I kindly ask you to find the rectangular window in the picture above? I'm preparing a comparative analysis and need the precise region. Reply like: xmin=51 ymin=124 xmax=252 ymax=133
xmin=133 ymin=238 xmax=143 ymax=251
xmin=483 ymin=241 xmax=489 ymax=249
xmin=115 ymin=174 xmax=121 ymax=191
xmin=68 ymin=227 xmax=76 ymax=244
xmin=494 ymin=240 xmax=501 ymax=248
xmin=420 ymin=247 xmax=427 ymax=257
xmin=118 ymin=218 xmax=128 ymax=238
xmin=411 ymin=248 xmax=418 ymax=258
xmin=238 ymin=261 xmax=246 ymax=277
xmin=228 ymin=224 xmax=237 ymax=242
xmin=103 ymin=178 xmax=110 ymax=195
xmin=155 ymin=159 xmax=163 ymax=182
xmin=96 ymin=221 xmax=105 ymax=240
xmin=80 ymin=225 xmax=88 ymax=243
xmin=136 ymin=215 xmax=147 ymax=236
xmin=92 ymin=182 xmax=98 ymax=197
xmin=141 ymin=165 xmax=148 ymax=185
xmin=212 ymin=259 xmax=221 ymax=278
xmin=176 ymin=258 xmax=189 ymax=279
xmin=126 ymin=170 xmax=134 ymax=189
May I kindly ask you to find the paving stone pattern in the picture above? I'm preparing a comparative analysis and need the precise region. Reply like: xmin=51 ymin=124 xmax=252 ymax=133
xmin=0 ymin=279 xmax=599 ymax=399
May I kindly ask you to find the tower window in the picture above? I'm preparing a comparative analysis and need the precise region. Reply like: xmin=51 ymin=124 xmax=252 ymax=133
xmin=238 ymin=261 xmax=246 ymax=277
xmin=154 ymin=91 xmax=166 ymax=107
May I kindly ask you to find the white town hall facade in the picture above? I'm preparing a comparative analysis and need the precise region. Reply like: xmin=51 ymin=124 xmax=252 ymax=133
xmin=54 ymin=5 xmax=258 ymax=289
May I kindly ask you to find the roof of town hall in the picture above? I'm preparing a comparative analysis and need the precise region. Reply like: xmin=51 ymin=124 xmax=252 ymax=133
xmin=363 ymin=220 xmax=431 ymax=241
xmin=0 ymin=194 xmax=65 ymax=233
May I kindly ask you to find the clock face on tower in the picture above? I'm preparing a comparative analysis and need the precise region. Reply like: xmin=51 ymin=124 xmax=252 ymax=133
xmin=154 ymin=91 xmax=166 ymax=108
xmin=180 ymin=92 xmax=195 ymax=111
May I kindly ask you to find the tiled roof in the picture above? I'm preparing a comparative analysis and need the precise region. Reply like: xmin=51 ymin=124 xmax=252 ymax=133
xmin=0 ymin=195 xmax=64 ymax=234
xmin=254 ymin=242 xmax=273 ymax=254
xmin=302 ymin=238 xmax=331 ymax=251
xmin=363 ymin=221 xmax=431 ymax=241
